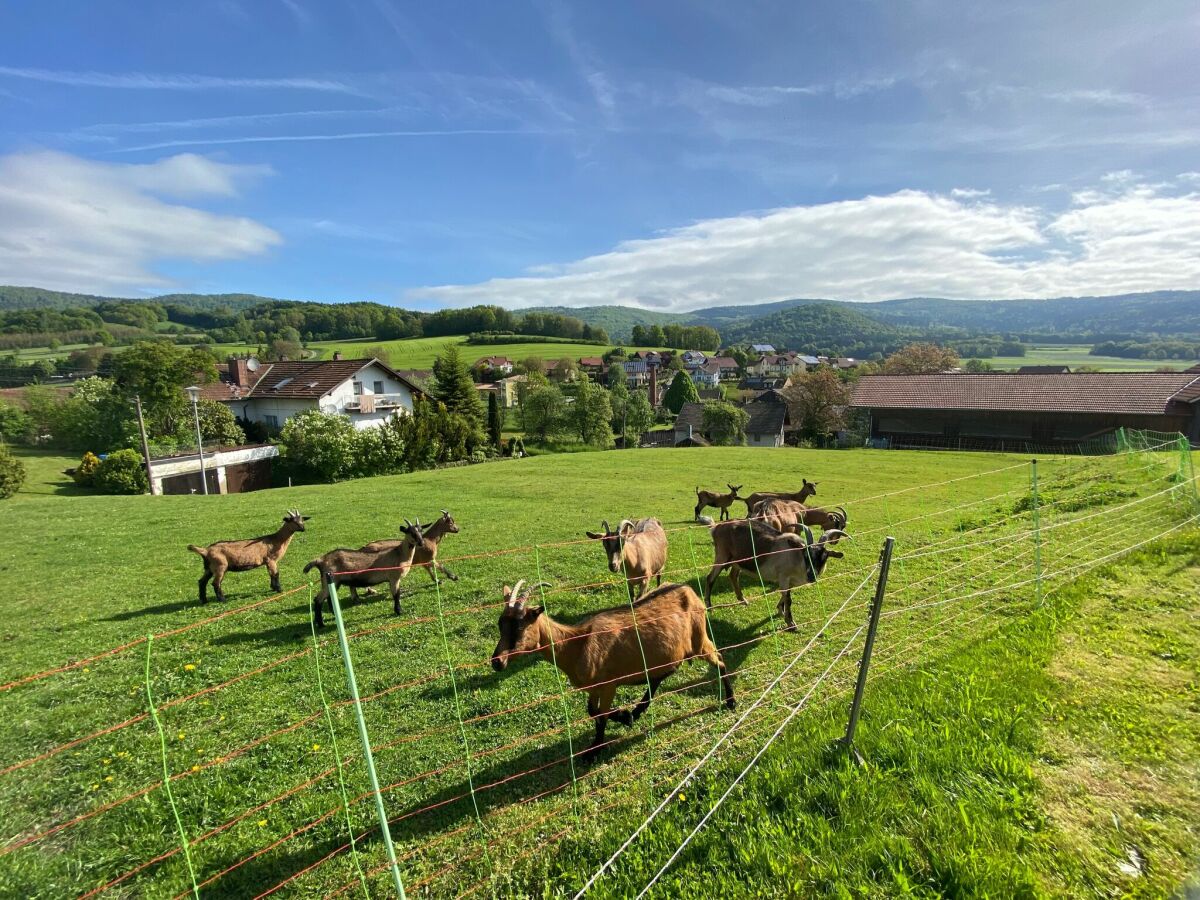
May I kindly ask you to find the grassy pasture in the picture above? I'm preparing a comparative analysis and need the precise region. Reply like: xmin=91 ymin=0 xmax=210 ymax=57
xmin=0 ymin=445 xmax=1196 ymax=897
xmin=988 ymin=343 xmax=1199 ymax=372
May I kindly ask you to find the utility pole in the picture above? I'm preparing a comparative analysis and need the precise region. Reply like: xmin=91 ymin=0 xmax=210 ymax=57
xmin=134 ymin=395 xmax=158 ymax=496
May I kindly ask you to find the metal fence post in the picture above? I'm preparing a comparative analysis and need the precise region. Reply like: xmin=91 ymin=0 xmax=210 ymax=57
xmin=840 ymin=536 xmax=894 ymax=764
xmin=327 ymin=582 xmax=408 ymax=899
xmin=1031 ymin=459 xmax=1043 ymax=606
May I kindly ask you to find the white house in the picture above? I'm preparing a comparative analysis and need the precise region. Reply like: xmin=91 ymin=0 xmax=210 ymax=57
xmin=204 ymin=356 xmax=427 ymax=432
xmin=689 ymin=360 xmax=721 ymax=389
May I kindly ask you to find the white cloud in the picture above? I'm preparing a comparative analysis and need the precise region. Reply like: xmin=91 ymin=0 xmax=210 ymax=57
xmin=0 ymin=65 xmax=353 ymax=93
xmin=412 ymin=180 xmax=1200 ymax=311
xmin=0 ymin=151 xmax=281 ymax=293
xmin=951 ymin=187 xmax=991 ymax=198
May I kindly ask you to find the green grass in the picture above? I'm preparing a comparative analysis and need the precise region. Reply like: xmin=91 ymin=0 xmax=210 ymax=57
xmin=304 ymin=335 xmax=653 ymax=370
xmin=989 ymin=344 xmax=1199 ymax=372
xmin=0 ymin=445 xmax=1196 ymax=898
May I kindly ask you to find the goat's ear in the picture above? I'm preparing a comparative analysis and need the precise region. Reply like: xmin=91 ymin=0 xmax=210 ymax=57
xmin=585 ymin=531 xmax=604 ymax=540
xmin=523 ymin=605 xmax=544 ymax=620
xmin=827 ymin=550 xmax=844 ymax=559
xmin=302 ymin=516 xmax=312 ymax=521
xmin=501 ymin=584 xmax=513 ymax=600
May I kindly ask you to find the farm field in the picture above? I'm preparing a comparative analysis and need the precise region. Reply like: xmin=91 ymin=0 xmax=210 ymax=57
xmin=0 ymin=445 xmax=1197 ymax=897
xmin=989 ymin=343 xmax=1199 ymax=372
xmin=302 ymin=335 xmax=659 ymax=370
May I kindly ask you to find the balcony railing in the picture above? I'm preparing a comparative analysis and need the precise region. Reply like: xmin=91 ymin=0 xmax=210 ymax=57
xmin=345 ymin=393 xmax=409 ymax=411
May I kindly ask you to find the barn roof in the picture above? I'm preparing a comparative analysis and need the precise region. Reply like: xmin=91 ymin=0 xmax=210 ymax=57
xmin=744 ymin=401 xmax=788 ymax=435
xmin=850 ymin=373 xmax=1200 ymax=416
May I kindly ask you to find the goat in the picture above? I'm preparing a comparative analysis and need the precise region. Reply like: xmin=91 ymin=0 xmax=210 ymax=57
xmin=695 ymin=484 xmax=742 ymax=521
xmin=752 ymin=499 xmax=848 ymax=534
xmin=585 ymin=518 xmax=668 ymax=599
xmin=188 ymin=510 xmax=309 ymax=604
xmin=490 ymin=579 xmax=735 ymax=760
xmin=303 ymin=520 xmax=424 ymax=627
xmin=704 ymin=519 xmax=847 ymax=630
xmin=742 ymin=479 xmax=818 ymax=517
xmin=350 ymin=509 xmax=461 ymax=600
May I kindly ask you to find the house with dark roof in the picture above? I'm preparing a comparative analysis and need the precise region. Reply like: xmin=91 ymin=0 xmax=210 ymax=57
xmin=1016 ymin=365 xmax=1071 ymax=374
xmin=850 ymin=372 xmax=1200 ymax=450
xmin=206 ymin=356 xmax=427 ymax=432
xmin=672 ymin=400 xmax=789 ymax=447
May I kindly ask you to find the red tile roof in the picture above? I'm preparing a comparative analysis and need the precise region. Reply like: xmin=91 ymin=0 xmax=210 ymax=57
xmin=851 ymin=373 xmax=1200 ymax=416
xmin=206 ymin=358 xmax=425 ymax=402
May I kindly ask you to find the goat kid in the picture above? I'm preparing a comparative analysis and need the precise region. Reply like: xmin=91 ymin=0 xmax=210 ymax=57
xmin=695 ymin=483 xmax=742 ymax=521
xmin=705 ymin=520 xmax=847 ymax=629
xmin=304 ymin=520 xmax=423 ymax=627
xmin=585 ymin=518 xmax=668 ymax=599
xmin=742 ymin=479 xmax=818 ymax=516
xmin=350 ymin=509 xmax=461 ymax=601
xmin=188 ymin=510 xmax=309 ymax=604
xmin=490 ymin=579 xmax=735 ymax=760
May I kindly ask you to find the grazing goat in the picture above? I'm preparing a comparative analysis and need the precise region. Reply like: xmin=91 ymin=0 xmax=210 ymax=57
xmin=490 ymin=579 xmax=735 ymax=759
xmin=303 ymin=520 xmax=424 ymax=627
xmin=695 ymin=484 xmax=742 ymax=521
xmin=585 ymin=518 xmax=668 ymax=599
xmin=705 ymin=520 xmax=847 ymax=629
xmin=742 ymin=479 xmax=818 ymax=517
xmin=351 ymin=509 xmax=461 ymax=599
xmin=752 ymin=499 xmax=848 ymax=533
xmin=188 ymin=510 xmax=309 ymax=604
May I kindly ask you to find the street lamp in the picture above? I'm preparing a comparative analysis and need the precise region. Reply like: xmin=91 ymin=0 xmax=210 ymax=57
xmin=185 ymin=385 xmax=208 ymax=495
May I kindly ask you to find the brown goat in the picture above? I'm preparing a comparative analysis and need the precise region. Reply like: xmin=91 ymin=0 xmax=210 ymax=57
xmin=752 ymin=499 xmax=848 ymax=533
xmin=705 ymin=520 xmax=847 ymax=629
xmin=350 ymin=509 xmax=461 ymax=600
xmin=585 ymin=518 xmax=668 ymax=599
xmin=490 ymin=579 xmax=735 ymax=759
xmin=742 ymin=479 xmax=817 ymax=516
xmin=695 ymin=484 xmax=742 ymax=521
xmin=188 ymin=510 xmax=309 ymax=604
xmin=303 ymin=520 xmax=424 ymax=627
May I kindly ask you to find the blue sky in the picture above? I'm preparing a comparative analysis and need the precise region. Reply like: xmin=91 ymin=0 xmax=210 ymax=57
xmin=1 ymin=1 xmax=1198 ymax=310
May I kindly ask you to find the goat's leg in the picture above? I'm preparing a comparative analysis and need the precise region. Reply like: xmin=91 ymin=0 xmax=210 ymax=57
xmin=435 ymin=561 xmax=459 ymax=582
xmin=197 ymin=570 xmax=211 ymax=605
xmin=703 ymin=564 xmax=725 ymax=607
xmin=581 ymin=686 xmax=617 ymax=761
xmin=777 ymin=589 xmax=796 ymax=631
xmin=391 ymin=578 xmax=404 ymax=615
xmin=313 ymin=584 xmax=327 ymax=628
xmin=212 ymin=565 xmax=228 ymax=603
xmin=266 ymin=559 xmax=281 ymax=593
xmin=728 ymin=565 xmax=748 ymax=605
xmin=627 ymin=675 xmax=667 ymax=724
xmin=697 ymin=630 xmax=737 ymax=710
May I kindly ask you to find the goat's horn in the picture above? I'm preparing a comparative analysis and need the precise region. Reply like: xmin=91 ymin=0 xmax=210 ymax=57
xmin=441 ymin=508 xmax=450 ymax=516
xmin=601 ymin=519 xmax=610 ymax=534
xmin=617 ymin=518 xmax=634 ymax=533
xmin=403 ymin=517 xmax=412 ymax=528
xmin=824 ymin=529 xmax=849 ymax=540
xmin=798 ymin=523 xmax=815 ymax=545
xmin=509 ymin=579 xmax=527 ymax=605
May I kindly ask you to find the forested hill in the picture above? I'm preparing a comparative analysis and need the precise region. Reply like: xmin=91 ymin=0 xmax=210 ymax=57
xmin=0 ymin=286 xmax=281 ymax=313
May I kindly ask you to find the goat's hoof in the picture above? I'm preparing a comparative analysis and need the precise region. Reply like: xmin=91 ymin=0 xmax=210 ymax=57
xmin=783 ymin=622 xmax=798 ymax=632
xmin=740 ymin=598 xmax=750 ymax=606
xmin=725 ymin=697 xmax=737 ymax=711
xmin=449 ymin=574 xmax=459 ymax=582
xmin=613 ymin=710 xmax=634 ymax=728
xmin=578 ymin=746 xmax=603 ymax=764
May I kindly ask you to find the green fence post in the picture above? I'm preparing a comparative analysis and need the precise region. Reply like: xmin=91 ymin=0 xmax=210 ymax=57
xmin=1031 ymin=459 xmax=1043 ymax=606
xmin=327 ymin=583 xmax=407 ymax=900
xmin=1182 ymin=434 xmax=1199 ymax=512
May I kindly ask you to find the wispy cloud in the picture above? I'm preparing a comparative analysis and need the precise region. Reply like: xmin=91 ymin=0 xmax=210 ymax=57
xmin=112 ymin=128 xmax=563 ymax=153
xmin=278 ymin=0 xmax=313 ymax=28
xmin=70 ymin=107 xmax=404 ymax=137
xmin=412 ymin=177 xmax=1200 ymax=311
xmin=0 ymin=65 xmax=356 ymax=94
xmin=0 ymin=150 xmax=280 ymax=292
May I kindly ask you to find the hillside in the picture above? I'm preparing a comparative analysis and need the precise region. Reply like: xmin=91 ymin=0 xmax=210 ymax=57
xmin=516 ymin=304 xmax=687 ymax=341
xmin=719 ymin=301 xmax=906 ymax=356
xmin=0 ymin=286 xmax=282 ymax=313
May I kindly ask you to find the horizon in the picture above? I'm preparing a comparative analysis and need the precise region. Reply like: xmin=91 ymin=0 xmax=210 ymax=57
xmin=2 ymin=3 xmax=1199 ymax=311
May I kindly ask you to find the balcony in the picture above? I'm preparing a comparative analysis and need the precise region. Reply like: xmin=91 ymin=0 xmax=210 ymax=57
xmin=345 ymin=393 xmax=409 ymax=412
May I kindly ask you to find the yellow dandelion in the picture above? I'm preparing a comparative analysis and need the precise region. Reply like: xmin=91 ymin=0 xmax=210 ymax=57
xmin=176 ymin=731 xmax=185 ymax=741
xmin=191 ymin=765 xmax=201 ymax=773
xmin=257 ymin=819 xmax=268 ymax=827
xmin=311 ymin=743 xmax=321 ymax=752
xmin=104 ymin=776 xmax=113 ymax=782
xmin=102 ymin=758 xmax=111 ymax=766
xmin=90 ymin=783 xmax=99 ymax=791
xmin=83 ymin=667 xmax=91 ymax=674
xmin=678 ymin=793 xmax=687 ymax=802
xmin=183 ymin=664 xmax=196 ymax=672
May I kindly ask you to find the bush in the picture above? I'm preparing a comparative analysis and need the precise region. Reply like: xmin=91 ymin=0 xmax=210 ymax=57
xmin=277 ymin=410 xmax=358 ymax=483
xmin=92 ymin=449 xmax=148 ymax=495
xmin=73 ymin=451 xmax=101 ymax=486
xmin=0 ymin=445 xmax=25 ymax=499
xmin=0 ymin=402 xmax=31 ymax=444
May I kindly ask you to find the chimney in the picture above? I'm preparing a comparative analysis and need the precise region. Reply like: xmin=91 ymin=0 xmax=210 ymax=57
xmin=332 ymin=351 xmax=343 ymax=361
xmin=229 ymin=355 xmax=254 ymax=387
xmin=648 ymin=365 xmax=657 ymax=407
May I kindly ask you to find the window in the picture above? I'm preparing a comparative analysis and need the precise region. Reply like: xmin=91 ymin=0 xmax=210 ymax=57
xmin=373 ymin=380 xmax=384 ymax=394
xmin=352 ymin=381 xmax=363 ymax=396
xmin=264 ymin=414 xmax=279 ymax=429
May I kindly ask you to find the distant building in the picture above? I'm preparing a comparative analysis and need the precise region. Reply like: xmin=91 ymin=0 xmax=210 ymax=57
xmin=750 ymin=343 xmax=776 ymax=354
xmin=673 ymin=400 xmax=788 ymax=448
xmin=750 ymin=352 xmax=807 ymax=378
xmin=474 ymin=356 xmax=514 ymax=375
xmin=689 ymin=361 xmax=722 ymax=389
xmin=1017 ymin=365 xmax=1071 ymax=374
xmin=708 ymin=357 xmax=741 ymax=379
xmin=577 ymin=356 xmax=606 ymax=376
xmin=851 ymin=372 xmax=1200 ymax=449
xmin=680 ymin=350 xmax=708 ymax=366
xmin=205 ymin=356 xmax=426 ymax=432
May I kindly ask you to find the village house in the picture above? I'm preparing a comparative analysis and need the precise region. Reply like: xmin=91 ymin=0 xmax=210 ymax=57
xmin=672 ymin=400 xmax=789 ymax=448
xmin=707 ymin=356 xmax=741 ymax=379
xmin=750 ymin=352 xmax=807 ymax=378
xmin=577 ymin=356 xmax=607 ymax=377
xmin=473 ymin=355 xmax=514 ymax=375
xmin=680 ymin=350 xmax=707 ymax=367
xmin=689 ymin=360 xmax=722 ymax=389
xmin=750 ymin=343 xmax=775 ymax=354
xmin=203 ymin=355 xmax=426 ymax=432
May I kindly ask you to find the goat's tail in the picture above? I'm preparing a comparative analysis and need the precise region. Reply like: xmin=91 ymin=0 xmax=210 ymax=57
xmin=187 ymin=544 xmax=206 ymax=557
xmin=303 ymin=559 xmax=321 ymax=575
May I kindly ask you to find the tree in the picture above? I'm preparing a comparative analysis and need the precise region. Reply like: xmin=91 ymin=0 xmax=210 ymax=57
xmin=431 ymin=344 xmax=485 ymax=427
xmin=112 ymin=341 xmax=217 ymax=438
xmin=196 ymin=400 xmax=247 ymax=447
xmin=702 ymin=401 xmax=749 ymax=446
xmin=570 ymin=377 xmax=614 ymax=448
xmin=624 ymin=391 xmax=655 ymax=446
xmin=487 ymin=392 xmax=503 ymax=447
xmin=963 ymin=358 xmax=994 ymax=373
xmin=631 ymin=325 xmax=648 ymax=346
xmin=784 ymin=368 xmax=851 ymax=443
xmin=277 ymin=409 xmax=358 ymax=482
xmin=882 ymin=343 xmax=960 ymax=375
xmin=0 ymin=402 xmax=31 ymax=444
xmin=662 ymin=370 xmax=700 ymax=414
xmin=0 ymin=443 xmax=25 ymax=499
xmin=517 ymin=356 xmax=546 ymax=377
xmin=648 ymin=325 xmax=667 ymax=347
xmin=266 ymin=338 xmax=303 ymax=360
xmin=523 ymin=382 xmax=566 ymax=443
xmin=608 ymin=369 xmax=630 ymax=436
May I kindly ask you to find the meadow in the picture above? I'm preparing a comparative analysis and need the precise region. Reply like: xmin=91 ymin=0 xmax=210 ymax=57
xmin=0 ymin=443 xmax=1197 ymax=897
xmin=988 ymin=343 xmax=1199 ymax=372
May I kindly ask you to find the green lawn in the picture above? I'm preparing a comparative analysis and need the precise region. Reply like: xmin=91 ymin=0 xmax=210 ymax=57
xmin=0 ymin=445 xmax=1196 ymax=898
xmin=989 ymin=344 xmax=1198 ymax=372
xmin=304 ymin=335 xmax=655 ymax=370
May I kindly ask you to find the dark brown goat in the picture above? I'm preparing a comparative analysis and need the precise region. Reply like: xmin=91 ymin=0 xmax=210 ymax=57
xmin=704 ymin=519 xmax=847 ymax=629
xmin=490 ymin=579 xmax=735 ymax=759
xmin=742 ymin=479 xmax=818 ymax=516
xmin=752 ymin=499 xmax=848 ymax=533
xmin=585 ymin=518 xmax=668 ymax=599
xmin=188 ymin=510 xmax=309 ymax=604
xmin=303 ymin=520 xmax=424 ymax=627
xmin=695 ymin=484 xmax=742 ymax=521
